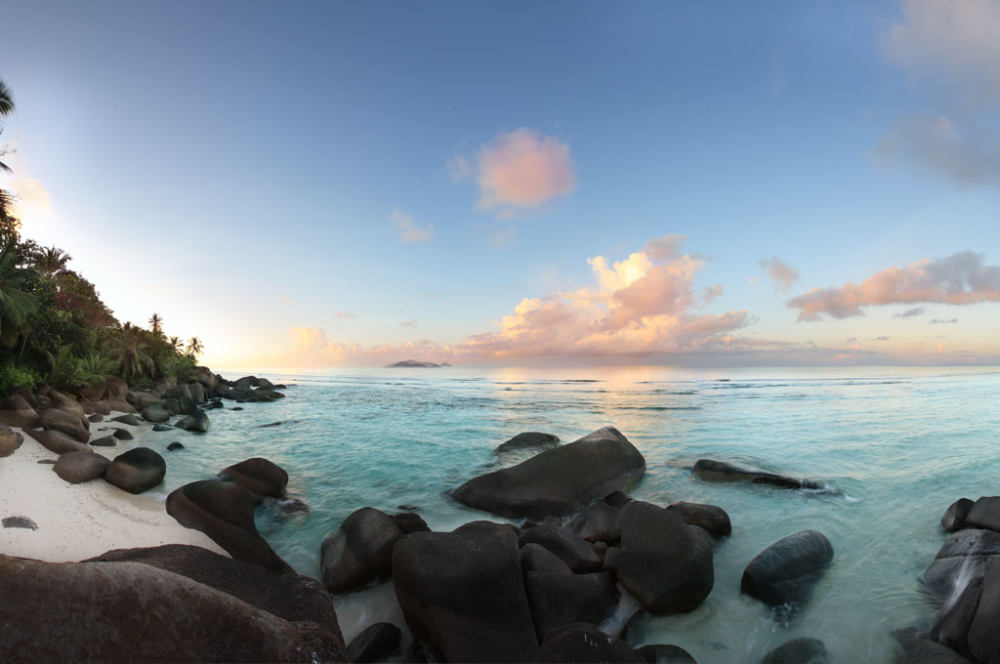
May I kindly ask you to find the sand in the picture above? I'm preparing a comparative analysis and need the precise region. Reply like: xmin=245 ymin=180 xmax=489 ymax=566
xmin=0 ymin=413 xmax=226 ymax=562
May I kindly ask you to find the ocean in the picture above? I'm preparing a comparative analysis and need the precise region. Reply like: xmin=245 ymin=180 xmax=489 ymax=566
xmin=149 ymin=365 xmax=1000 ymax=663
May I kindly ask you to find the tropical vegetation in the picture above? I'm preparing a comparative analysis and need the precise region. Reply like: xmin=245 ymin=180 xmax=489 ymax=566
xmin=0 ymin=78 xmax=204 ymax=395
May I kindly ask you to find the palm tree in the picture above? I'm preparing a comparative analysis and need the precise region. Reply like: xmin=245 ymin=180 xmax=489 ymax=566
xmin=0 ymin=78 xmax=12 ymax=174
xmin=0 ymin=241 xmax=37 ymax=347
xmin=30 ymin=245 xmax=72 ymax=277
xmin=106 ymin=328 xmax=154 ymax=379
xmin=168 ymin=335 xmax=183 ymax=352
xmin=148 ymin=312 xmax=163 ymax=335
xmin=0 ymin=79 xmax=17 ymax=241
xmin=186 ymin=336 xmax=203 ymax=358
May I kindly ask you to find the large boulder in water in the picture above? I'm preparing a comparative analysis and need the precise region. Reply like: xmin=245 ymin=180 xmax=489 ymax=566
xmin=166 ymin=479 xmax=290 ymax=572
xmin=567 ymin=497 xmax=624 ymax=544
xmin=922 ymin=528 xmax=1000 ymax=599
xmin=667 ymin=501 xmax=732 ymax=538
xmin=942 ymin=498 xmax=975 ymax=533
xmin=538 ymin=623 xmax=644 ymax=663
xmin=346 ymin=622 xmax=401 ymax=663
xmin=39 ymin=408 xmax=90 ymax=443
xmin=0 ymin=553 xmax=347 ymax=663
xmin=496 ymin=432 xmax=560 ymax=454
xmin=321 ymin=507 xmax=403 ymax=593
xmin=392 ymin=521 xmax=539 ymax=662
xmin=451 ymin=426 xmax=645 ymax=520
xmin=741 ymin=530 xmax=833 ymax=609
xmin=175 ymin=409 xmax=210 ymax=433
xmin=105 ymin=447 xmax=166 ymax=494
xmin=966 ymin=556 xmax=1000 ymax=662
xmin=0 ymin=394 xmax=40 ymax=429
xmin=140 ymin=404 xmax=171 ymax=423
xmin=24 ymin=428 xmax=90 ymax=455
xmin=524 ymin=571 xmax=619 ymax=642
xmin=127 ymin=389 xmax=161 ymax=410
xmin=693 ymin=459 xmax=822 ymax=490
xmin=53 ymin=451 xmax=110 ymax=483
xmin=604 ymin=500 xmax=714 ymax=614
xmin=220 ymin=457 xmax=288 ymax=498
xmin=519 ymin=526 xmax=603 ymax=573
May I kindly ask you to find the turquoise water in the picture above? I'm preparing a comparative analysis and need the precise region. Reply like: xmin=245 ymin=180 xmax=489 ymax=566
xmin=150 ymin=366 xmax=1000 ymax=663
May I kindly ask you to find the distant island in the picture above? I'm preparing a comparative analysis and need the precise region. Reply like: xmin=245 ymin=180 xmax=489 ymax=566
xmin=386 ymin=360 xmax=451 ymax=368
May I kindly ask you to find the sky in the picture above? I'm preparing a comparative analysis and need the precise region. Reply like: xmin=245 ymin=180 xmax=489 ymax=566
xmin=2 ymin=0 xmax=999 ymax=368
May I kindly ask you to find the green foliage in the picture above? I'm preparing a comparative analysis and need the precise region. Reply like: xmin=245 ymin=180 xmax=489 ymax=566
xmin=46 ymin=345 xmax=90 ymax=390
xmin=163 ymin=353 xmax=196 ymax=382
xmin=0 ymin=361 xmax=41 ymax=393
xmin=0 ymin=241 xmax=38 ymax=346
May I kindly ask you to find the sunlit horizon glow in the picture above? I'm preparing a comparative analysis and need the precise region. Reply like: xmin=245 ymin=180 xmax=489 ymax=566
xmin=3 ymin=1 xmax=999 ymax=370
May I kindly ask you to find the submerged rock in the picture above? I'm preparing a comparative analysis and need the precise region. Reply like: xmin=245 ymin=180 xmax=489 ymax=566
xmin=693 ymin=459 xmax=823 ymax=490
xmin=741 ymin=530 xmax=834 ymax=610
xmin=893 ymin=627 xmax=971 ymax=664
xmin=452 ymin=426 xmax=645 ymax=520
xmin=167 ymin=442 xmax=184 ymax=451
xmin=321 ymin=507 xmax=403 ymax=593
xmin=496 ymin=431 xmax=560 ymax=454
xmin=538 ymin=623 xmax=643 ymax=663
xmin=635 ymin=644 xmax=697 ymax=664
xmin=759 ymin=638 xmax=829 ymax=664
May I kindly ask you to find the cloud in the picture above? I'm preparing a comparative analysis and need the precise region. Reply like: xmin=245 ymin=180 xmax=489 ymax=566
xmin=454 ymin=128 xmax=575 ymax=217
xmin=455 ymin=235 xmax=749 ymax=358
xmin=931 ymin=317 xmax=958 ymax=324
xmin=788 ymin=251 xmax=1000 ymax=321
xmin=894 ymin=306 xmax=926 ymax=318
xmin=758 ymin=256 xmax=800 ymax=291
xmin=279 ymin=327 xmax=450 ymax=366
xmin=878 ymin=115 xmax=1000 ymax=188
xmin=875 ymin=336 xmax=890 ymax=342
xmin=391 ymin=209 xmax=433 ymax=243
xmin=400 ymin=319 xmax=417 ymax=328
xmin=335 ymin=311 xmax=355 ymax=319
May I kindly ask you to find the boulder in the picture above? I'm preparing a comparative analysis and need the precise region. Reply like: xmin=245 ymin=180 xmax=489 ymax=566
xmin=90 ymin=435 xmax=117 ymax=447
xmin=393 ymin=511 xmax=429 ymax=534
xmin=759 ymin=638 xmax=829 ymax=663
xmin=2 ymin=516 xmax=37 ymax=529
xmin=666 ymin=502 xmax=732 ymax=538
xmin=0 ymin=425 xmax=20 ymax=457
xmin=87 ymin=413 xmax=103 ymax=423
xmin=452 ymin=426 xmax=646 ymax=520
xmin=140 ymin=404 xmax=171 ymax=423
xmin=693 ymin=459 xmax=822 ymax=490
xmin=605 ymin=501 xmax=714 ymax=614
xmin=967 ymin=556 xmax=1000 ymax=662
xmin=194 ymin=366 xmax=218 ymax=390
xmin=104 ymin=397 xmax=135 ymax=413
xmin=112 ymin=428 xmax=133 ymax=440
xmin=519 ymin=526 xmax=603 ymax=573
xmin=39 ymin=408 xmax=90 ymax=443
xmin=24 ymin=428 xmax=91 ymax=455
xmin=497 ymin=432 xmax=561 ymax=454
xmin=538 ymin=623 xmax=644 ymax=663
xmin=923 ymin=528 xmax=1000 ymax=598
xmin=248 ymin=387 xmax=285 ymax=402
xmin=521 ymin=543 xmax=573 ymax=575
xmin=0 ymin=395 xmax=40 ymax=429
xmin=525 ymin=571 xmax=619 ymax=641
xmin=893 ymin=627 xmax=971 ymax=664
xmin=322 ymin=507 xmax=404 ymax=593
xmin=567 ymin=502 xmax=623 ymax=544
xmin=175 ymin=410 xmax=210 ymax=433
xmin=741 ymin=530 xmax=833 ymax=609
xmin=127 ymin=389 xmax=161 ymax=410
xmin=932 ymin=573 xmax=982 ymax=657
xmin=0 ymin=553 xmax=347 ymax=663
xmin=53 ymin=451 xmax=110 ymax=483
xmin=105 ymin=376 xmax=128 ymax=399
xmin=347 ymin=622 xmax=401 ymax=663
xmin=166 ymin=479 xmax=290 ymax=572
xmin=88 ymin=399 xmax=112 ymax=415
xmin=110 ymin=413 xmax=141 ymax=426
xmin=79 ymin=383 xmax=107 ymax=402
xmin=220 ymin=457 xmax=288 ymax=498
xmin=188 ymin=382 xmax=206 ymax=404
xmin=105 ymin=447 xmax=166 ymax=494
xmin=167 ymin=442 xmax=184 ymax=451
xmin=965 ymin=497 xmax=1000 ymax=533
xmin=392 ymin=521 xmax=539 ymax=662
xmin=49 ymin=390 xmax=86 ymax=417
xmin=635 ymin=644 xmax=698 ymax=664
xmin=152 ymin=423 xmax=173 ymax=431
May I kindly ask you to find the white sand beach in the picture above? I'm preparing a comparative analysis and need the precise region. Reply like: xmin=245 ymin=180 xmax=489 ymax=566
xmin=0 ymin=414 xmax=225 ymax=562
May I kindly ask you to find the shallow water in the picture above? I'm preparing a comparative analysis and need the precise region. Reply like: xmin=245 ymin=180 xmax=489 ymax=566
xmin=153 ymin=365 xmax=1000 ymax=662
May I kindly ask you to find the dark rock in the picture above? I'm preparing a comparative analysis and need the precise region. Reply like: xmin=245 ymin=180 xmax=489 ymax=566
xmin=49 ymin=390 xmax=86 ymax=417
xmin=393 ymin=511 xmax=429 ymax=534
xmin=25 ymin=428 xmax=90 ymax=455
xmin=965 ymin=497 xmax=1000 ymax=533
xmin=452 ymin=426 xmax=645 ymax=520
xmin=538 ymin=623 xmax=644 ymax=663
xmin=525 ymin=571 xmax=619 ymax=641
xmin=922 ymin=529 xmax=1000 ymax=599
xmin=567 ymin=502 xmax=622 ymax=543
xmin=90 ymin=435 xmax=117 ymax=447
xmin=103 ymin=397 xmax=135 ymax=413
xmin=110 ymin=413 xmax=141 ymax=426
xmin=127 ymin=389 xmax=161 ymax=410
xmin=606 ymin=500 xmax=714 ymax=614
xmin=0 ymin=552 xmax=347 ymax=662
xmin=106 ymin=447 xmax=166 ymax=494
xmin=605 ymin=491 xmax=633 ymax=508
xmin=175 ymin=409 xmax=210 ymax=433
xmin=0 ymin=394 xmax=40 ymax=429
xmin=760 ymin=638 xmax=829 ymax=663
xmin=141 ymin=405 xmax=171 ymax=423
xmin=322 ymin=507 xmax=404 ymax=593
xmin=347 ymin=622 xmax=402 ymax=663
xmin=667 ymin=501 xmax=732 ymax=538
xmin=203 ymin=399 xmax=224 ymax=410
xmin=53 ymin=451 xmax=110 ymax=483
xmin=519 ymin=526 xmax=603 ymax=573
xmin=112 ymin=427 xmax=133 ymax=440
xmin=392 ymin=521 xmax=539 ymax=662
xmin=167 ymin=479 xmax=290 ymax=572
xmin=967 ymin=556 xmax=1000 ymax=662
xmin=893 ymin=627 xmax=972 ymax=664
xmin=635 ymin=644 xmax=698 ymax=664
xmin=105 ymin=376 xmax=128 ymax=399
xmin=521 ymin=543 xmax=573 ymax=575
xmin=741 ymin=530 xmax=833 ymax=609
xmin=497 ymin=432 xmax=561 ymax=453
xmin=0 ymin=425 xmax=18 ymax=458
xmin=220 ymin=457 xmax=288 ymax=498
xmin=260 ymin=421 xmax=283 ymax=428
xmin=167 ymin=442 xmax=184 ymax=451
xmin=37 ymin=459 xmax=56 ymax=464
xmin=278 ymin=498 xmax=310 ymax=514
xmin=87 ymin=413 xmax=103 ymax=423
xmin=231 ymin=406 xmax=244 ymax=411
xmin=79 ymin=383 xmax=107 ymax=402
xmin=2 ymin=516 xmax=37 ymax=530
xmin=692 ymin=459 xmax=823 ymax=490
xmin=88 ymin=399 xmax=112 ymax=415
xmin=152 ymin=424 xmax=173 ymax=432
xmin=932 ymin=573 xmax=982 ymax=658
xmin=178 ymin=395 xmax=199 ymax=415
xmin=188 ymin=382 xmax=206 ymax=404
xmin=39 ymin=407 xmax=90 ymax=443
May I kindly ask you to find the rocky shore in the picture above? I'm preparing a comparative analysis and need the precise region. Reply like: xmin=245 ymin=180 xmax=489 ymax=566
xmin=0 ymin=378 xmax=995 ymax=663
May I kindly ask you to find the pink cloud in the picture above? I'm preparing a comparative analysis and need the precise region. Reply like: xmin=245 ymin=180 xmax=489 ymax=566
xmin=278 ymin=327 xmax=449 ymax=367
xmin=391 ymin=209 xmax=433 ymax=243
xmin=788 ymin=251 xmax=1000 ymax=321
xmin=460 ymin=128 xmax=574 ymax=215
xmin=758 ymin=256 xmax=799 ymax=291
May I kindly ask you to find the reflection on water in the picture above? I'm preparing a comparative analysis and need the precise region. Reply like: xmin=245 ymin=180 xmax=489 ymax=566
xmin=163 ymin=365 xmax=1000 ymax=663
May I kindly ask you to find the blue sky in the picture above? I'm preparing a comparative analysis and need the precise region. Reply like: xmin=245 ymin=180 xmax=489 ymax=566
xmin=3 ymin=0 xmax=999 ymax=367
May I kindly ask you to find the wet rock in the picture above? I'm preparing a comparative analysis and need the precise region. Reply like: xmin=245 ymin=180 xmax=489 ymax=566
xmin=741 ymin=530 xmax=833 ymax=609
xmin=452 ymin=426 xmax=645 ymax=520
xmin=279 ymin=498 xmax=310 ymax=515
xmin=392 ymin=511 xmax=429 ymax=534
xmin=693 ymin=459 xmax=822 ymax=490
xmin=538 ymin=623 xmax=644 ymax=663
xmin=106 ymin=447 xmax=166 ymax=494
xmin=392 ymin=521 xmax=539 ymax=662
xmin=760 ymin=638 xmax=829 ymax=663
xmin=605 ymin=500 xmax=714 ymax=614
xmin=322 ymin=507 xmax=403 ymax=593
xmin=567 ymin=502 xmax=622 ymax=543
xmin=40 ymin=408 xmax=90 ymax=443
xmin=932 ymin=573 xmax=981 ymax=658
xmin=922 ymin=529 xmax=1000 ymax=599
xmin=525 ymin=571 xmax=619 ymax=641
xmin=110 ymin=413 xmax=141 ymax=426
xmin=497 ymin=432 xmax=561 ymax=454
xmin=53 ymin=451 xmax=110 ymax=483
xmin=220 ymin=457 xmax=288 ymax=498
xmin=0 ymin=394 xmax=40 ymax=429
xmin=87 ymin=413 xmax=103 ymax=423
xmin=167 ymin=479 xmax=290 ymax=571
xmin=25 ymin=428 xmax=90 ymax=455
xmin=36 ymin=459 xmax=56 ymax=465
xmin=90 ymin=435 xmax=117 ymax=447
xmin=152 ymin=424 xmax=173 ymax=432
xmin=175 ymin=409 xmax=210 ymax=433
xmin=167 ymin=442 xmax=184 ymax=451
xmin=347 ymin=622 xmax=402 ymax=663
xmin=103 ymin=398 xmax=135 ymax=413
xmin=892 ymin=627 xmax=971 ymax=664
xmin=666 ymin=501 xmax=732 ymax=538
xmin=521 ymin=543 xmax=573 ymax=575
xmin=141 ymin=405 xmax=171 ymax=423
xmin=966 ymin=556 xmax=1000 ymax=662
xmin=942 ymin=499 xmax=975 ymax=533
xmin=965 ymin=497 xmax=1000 ymax=533
xmin=519 ymin=526 xmax=603 ymax=573
xmin=112 ymin=427 xmax=133 ymax=440
xmin=635 ymin=644 xmax=698 ymax=664
xmin=2 ymin=516 xmax=37 ymax=530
